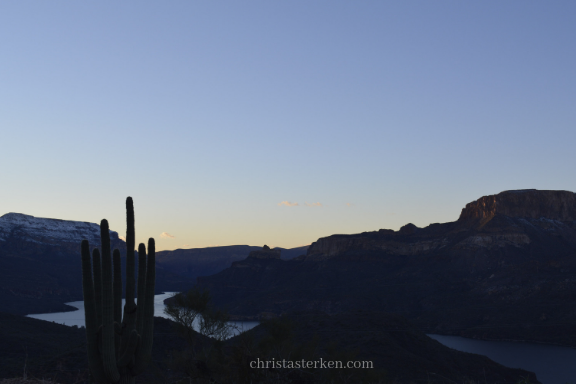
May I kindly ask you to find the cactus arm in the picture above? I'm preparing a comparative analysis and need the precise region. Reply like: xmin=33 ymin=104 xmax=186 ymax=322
xmin=113 ymin=249 xmax=123 ymax=325
xmin=81 ymin=197 xmax=154 ymax=383
xmin=81 ymin=240 xmax=107 ymax=384
xmin=121 ymin=198 xmax=138 ymax=369
xmin=136 ymin=243 xmax=147 ymax=336
xmin=133 ymin=238 xmax=156 ymax=374
xmin=125 ymin=197 xmax=136 ymax=308
xmin=100 ymin=220 xmax=120 ymax=383
xmin=92 ymin=248 xmax=103 ymax=329
xmin=113 ymin=249 xmax=123 ymax=355
xmin=117 ymin=329 xmax=139 ymax=368
xmin=114 ymin=321 xmax=122 ymax=357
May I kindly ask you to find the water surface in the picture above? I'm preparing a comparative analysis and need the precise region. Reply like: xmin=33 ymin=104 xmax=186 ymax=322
xmin=428 ymin=334 xmax=576 ymax=384
xmin=27 ymin=292 xmax=258 ymax=337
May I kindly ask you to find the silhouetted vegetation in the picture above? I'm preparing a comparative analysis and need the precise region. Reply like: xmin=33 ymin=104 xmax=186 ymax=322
xmin=80 ymin=197 xmax=156 ymax=384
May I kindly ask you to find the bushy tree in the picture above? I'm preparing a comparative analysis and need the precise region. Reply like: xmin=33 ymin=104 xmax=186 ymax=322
xmin=164 ymin=287 xmax=234 ymax=344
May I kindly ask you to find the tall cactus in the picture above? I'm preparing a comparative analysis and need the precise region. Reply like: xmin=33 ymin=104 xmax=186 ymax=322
xmin=81 ymin=197 xmax=156 ymax=384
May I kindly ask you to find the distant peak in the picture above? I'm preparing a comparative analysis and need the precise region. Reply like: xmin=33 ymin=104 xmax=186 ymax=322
xmin=398 ymin=223 xmax=419 ymax=235
xmin=248 ymin=245 xmax=281 ymax=260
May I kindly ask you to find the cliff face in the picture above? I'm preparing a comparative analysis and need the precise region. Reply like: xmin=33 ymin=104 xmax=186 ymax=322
xmin=306 ymin=228 xmax=451 ymax=259
xmin=200 ymin=189 xmax=576 ymax=346
xmin=306 ymin=189 xmax=576 ymax=260
xmin=458 ymin=189 xmax=576 ymax=221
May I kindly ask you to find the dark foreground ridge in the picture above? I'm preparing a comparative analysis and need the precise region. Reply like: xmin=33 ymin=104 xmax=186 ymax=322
xmin=267 ymin=311 xmax=539 ymax=383
xmin=199 ymin=189 xmax=576 ymax=346
xmin=0 ymin=313 xmax=188 ymax=383
xmin=0 ymin=312 xmax=540 ymax=384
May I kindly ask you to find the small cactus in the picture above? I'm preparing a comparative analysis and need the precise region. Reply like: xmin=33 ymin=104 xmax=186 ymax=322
xmin=81 ymin=197 xmax=155 ymax=384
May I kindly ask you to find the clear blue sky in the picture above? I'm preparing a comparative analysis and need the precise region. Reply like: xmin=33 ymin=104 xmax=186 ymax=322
xmin=1 ymin=1 xmax=575 ymax=251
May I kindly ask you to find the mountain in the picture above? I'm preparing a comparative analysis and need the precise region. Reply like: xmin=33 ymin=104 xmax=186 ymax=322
xmin=0 ymin=212 xmax=309 ymax=316
xmin=0 ymin=212 xmax=122 ymax=247
xmin=199 ymin=190 xmax=576 ymax=346
xmin=0 ymin=213 xmax=191 ymax=315
xmin=155 ymin=245 xmax=308 ymax=282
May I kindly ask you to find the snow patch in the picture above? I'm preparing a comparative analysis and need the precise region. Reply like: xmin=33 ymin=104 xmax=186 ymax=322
xmin=0 ymin=212 xmax=120 ymax=245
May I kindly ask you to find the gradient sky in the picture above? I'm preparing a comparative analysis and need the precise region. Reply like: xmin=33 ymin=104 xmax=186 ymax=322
xmin=1 ymin=1 xmax=575 ymax=251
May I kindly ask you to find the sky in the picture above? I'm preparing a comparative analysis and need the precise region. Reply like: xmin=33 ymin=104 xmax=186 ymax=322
xmin=1 ymin=1 xmax=575 ymax=251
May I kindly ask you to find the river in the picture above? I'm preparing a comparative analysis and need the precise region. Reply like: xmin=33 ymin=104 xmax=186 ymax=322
xmin=27 ymin=298 xmax=576 ymax=384
xmin=26 ymin=292 xmax=259 ymax=336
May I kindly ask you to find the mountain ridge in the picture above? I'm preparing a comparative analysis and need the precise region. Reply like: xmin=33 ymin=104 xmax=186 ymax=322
xmin=0 ymin=212 xmax=308 ymax=315
xmin=199 ymin=189 xmax=576 ymax=346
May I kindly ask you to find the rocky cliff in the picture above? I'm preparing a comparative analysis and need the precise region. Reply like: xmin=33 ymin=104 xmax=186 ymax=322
xmin=200 ymin=189 xmax=576 ymax=346
xmin=305 ymin=189 xmax=576 ymax=261
xmin=458 ymin=189 xmax=576 ymax=221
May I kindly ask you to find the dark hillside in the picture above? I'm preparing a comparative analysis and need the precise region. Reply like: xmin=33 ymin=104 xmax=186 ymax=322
xmin=155 ymin=245 xmax=309 ymax=282
xmin=240 ymin=311 xmax=536 ymax=383
xmin=0 ymin=314 xmax=190 ymax=384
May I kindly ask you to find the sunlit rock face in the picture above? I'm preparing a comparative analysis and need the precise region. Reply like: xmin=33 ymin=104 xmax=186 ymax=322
xmin=304 ymin=189 xmax=576 ymax=260
xmin=458 ymin=189 xmax=576 ymax=221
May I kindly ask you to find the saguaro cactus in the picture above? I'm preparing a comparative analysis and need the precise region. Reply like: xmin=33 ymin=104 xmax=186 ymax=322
xmin=81 ymin=197 xmax=156 ymax=384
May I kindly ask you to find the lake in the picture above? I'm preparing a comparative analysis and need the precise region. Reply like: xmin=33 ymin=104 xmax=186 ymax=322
xmin=26 ymin=292 xmax=259 ymax=336
xmin=428 ymin=334 xmax=576 ymax=384
xmin=28 ymin=299 xmax=576 ymax=384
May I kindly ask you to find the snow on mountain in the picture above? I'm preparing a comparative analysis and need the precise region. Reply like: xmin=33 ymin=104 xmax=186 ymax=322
xmin=0 ymin=212 xmax=120 ymax=245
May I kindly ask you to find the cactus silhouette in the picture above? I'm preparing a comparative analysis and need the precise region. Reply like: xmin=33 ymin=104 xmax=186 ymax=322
xmin=81 ymin=197 xmax=155 ymax=384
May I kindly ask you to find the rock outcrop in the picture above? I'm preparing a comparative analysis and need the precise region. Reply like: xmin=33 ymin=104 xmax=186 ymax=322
xmin=458 ymin=189 xmax=576 ymax=221
xmin=247 ymin=245 xmax=281 ymax=260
